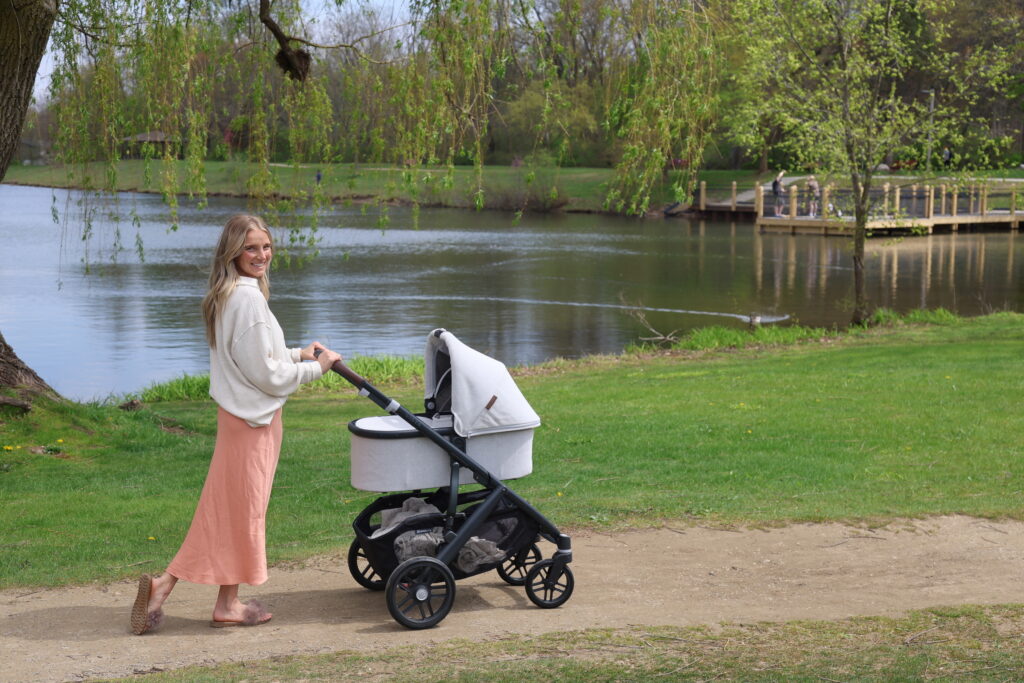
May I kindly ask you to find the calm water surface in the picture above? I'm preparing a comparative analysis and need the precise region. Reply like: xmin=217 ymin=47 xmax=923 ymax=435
xmin=1 ymin=183 xmax=1021 ymax=400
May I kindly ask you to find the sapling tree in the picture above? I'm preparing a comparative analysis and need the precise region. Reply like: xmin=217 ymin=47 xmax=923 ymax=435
xmin=728 ymin=0 xmax=1011 ymax=323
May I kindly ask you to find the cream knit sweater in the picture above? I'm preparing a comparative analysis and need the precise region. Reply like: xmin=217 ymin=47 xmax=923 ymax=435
xmin=209 ymin=277 xmax=323 ymax=426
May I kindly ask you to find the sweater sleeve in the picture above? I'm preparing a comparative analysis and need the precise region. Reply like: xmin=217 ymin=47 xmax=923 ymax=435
xmin=231 ymin=322 xmax=323 ymax=397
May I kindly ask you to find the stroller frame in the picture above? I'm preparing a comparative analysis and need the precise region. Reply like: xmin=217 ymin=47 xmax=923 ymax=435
xmin=326 ymin=335 xmax=573 ymax=629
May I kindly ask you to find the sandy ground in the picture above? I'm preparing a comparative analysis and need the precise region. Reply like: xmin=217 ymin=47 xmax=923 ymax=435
xmin=2 ymin=514 xmax=1023 ymax=682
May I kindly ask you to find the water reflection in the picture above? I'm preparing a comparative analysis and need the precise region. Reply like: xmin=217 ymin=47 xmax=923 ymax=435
xmin=0 ymin=184 xmax=1021 ymax=400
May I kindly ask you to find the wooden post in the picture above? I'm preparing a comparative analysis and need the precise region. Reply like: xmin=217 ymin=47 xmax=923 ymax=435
xmin=731 ymin=181 xmax=737 ymax=211
xmin=981 ymin=186 xmax=988 ymax=215
xmin=883 ymin=183 xmax=890 ymax=215
xmin=951 ymin=188 xmax=959 ymax=231
xmin=1012 ymin=188 xmax=1018 ymax=230
xmin=700 ymin=181 xmax=706 ymax=211
xmin=940 ymin=185 xmax=946 ymax=215
xmin=755 ymin=183 xmax=763 ymax=218
xmin=789 ymin=185 xmax=798 ymax=218
xmin=893 ymin=184 xmax=901 ymax=216
xmin=822 ymin=185 xmax=831 ymax=219
xmin=925 ymin=186 xmax=933 ymax=219
xmin=911 ymin=184 xmax=918 ymax=215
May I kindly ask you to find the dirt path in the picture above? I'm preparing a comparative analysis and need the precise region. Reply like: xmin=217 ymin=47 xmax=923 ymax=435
xmin=3 ymin=515 xmax=1023 ymax=682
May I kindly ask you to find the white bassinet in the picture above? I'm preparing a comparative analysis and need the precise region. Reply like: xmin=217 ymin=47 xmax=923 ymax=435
xmin=348 ymin=329 xmax=540 ymax=492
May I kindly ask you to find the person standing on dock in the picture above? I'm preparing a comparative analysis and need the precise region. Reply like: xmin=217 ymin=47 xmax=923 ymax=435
xmin=772 ymin=171 xmax=786 ymax=217
xmin=807 ymin=175 xmax=820 ymax=218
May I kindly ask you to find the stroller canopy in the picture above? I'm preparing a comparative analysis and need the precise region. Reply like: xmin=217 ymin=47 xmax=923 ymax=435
xmin=424 ymin=329 xmax=541 ymax=437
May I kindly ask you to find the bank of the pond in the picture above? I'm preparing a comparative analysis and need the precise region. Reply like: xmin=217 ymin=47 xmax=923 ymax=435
xmin=8 ymin=161 xmax=1024 ymax=218
xmin=2 ymin=160 xmax=676 ymax=214
xmin=3 ymin=162 xmax=798 ymax=217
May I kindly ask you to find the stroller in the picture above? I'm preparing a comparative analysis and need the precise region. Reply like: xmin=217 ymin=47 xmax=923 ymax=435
xmin=327 ymin=329 xmax=574 ymax=629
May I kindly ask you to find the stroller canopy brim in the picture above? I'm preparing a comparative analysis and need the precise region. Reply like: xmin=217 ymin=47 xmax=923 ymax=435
xmin=424 ymin=329 xmax=541 ymax=437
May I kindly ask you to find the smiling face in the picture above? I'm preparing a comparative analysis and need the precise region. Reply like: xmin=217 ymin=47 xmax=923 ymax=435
xmin=235 ymin=228 xmax=273 ymax=279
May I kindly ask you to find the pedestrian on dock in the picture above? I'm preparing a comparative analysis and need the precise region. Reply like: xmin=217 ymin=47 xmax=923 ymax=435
xmin=772 ymin=171 xmax=786 ymax=217
xmin=807 ymin=175 xmax=820 ymax=218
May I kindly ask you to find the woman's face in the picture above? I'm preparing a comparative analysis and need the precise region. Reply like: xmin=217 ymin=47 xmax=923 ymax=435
xmin=235 ymin=228 xmax=272 ymax=279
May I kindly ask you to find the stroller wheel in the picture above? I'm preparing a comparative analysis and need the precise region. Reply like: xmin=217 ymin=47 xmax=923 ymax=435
xmin=496 ymin=543 xmax=542 ymax=586
xmin=347 ymin=539 xmax=385 ymax=591
xmin=524 ymin=559 xmax=574 ymax=609
xmin=386 ymin=557 xmax=456 ymax=629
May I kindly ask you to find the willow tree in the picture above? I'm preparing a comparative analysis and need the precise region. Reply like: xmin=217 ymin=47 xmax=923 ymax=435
xmin=604 ymin=1 xmax=720 ymax=215
xmin=729 ymin=0 xmax=1011 ymax=324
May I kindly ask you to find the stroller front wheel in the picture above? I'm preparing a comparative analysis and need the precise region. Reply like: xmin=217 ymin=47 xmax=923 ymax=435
xmin=525 ymin=559 xmax=574 ymax=609
xmin=496 ymin=543 xmax=542 ymax=586
xmin=386 ymin=556 xmax=456 ymax=629
xmin=347 ymin=539 xmax=385 ymax=591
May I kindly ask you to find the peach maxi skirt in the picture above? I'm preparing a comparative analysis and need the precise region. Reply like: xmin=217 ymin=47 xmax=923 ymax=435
xmin=167 ymin=407 xmax=283 ymax=586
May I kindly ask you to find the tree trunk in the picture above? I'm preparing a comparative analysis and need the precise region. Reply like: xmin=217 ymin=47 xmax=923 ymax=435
xmin=0 ymin=0 xmax=57 ymax=181
xmin=850 ymin=182 xmax=870 ymax=326
xmin=0 ymin=330 xmax=55 ymax=395
xmin=1 ymin=0 xmax=59 ymax=396
xmin=851 ymin=227 xmax=868 ymax=325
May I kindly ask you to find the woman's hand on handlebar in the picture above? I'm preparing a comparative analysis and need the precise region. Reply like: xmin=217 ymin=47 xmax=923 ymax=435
xmin=317 ymin=349 xmax=343 ymax=374
xmin=302 ymin=342 xmax=342 ymax=373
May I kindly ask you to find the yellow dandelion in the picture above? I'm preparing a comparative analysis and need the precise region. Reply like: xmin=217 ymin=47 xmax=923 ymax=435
xmin=147 ymin=536 xmax=156 ymax=541
xmin=2 ymin=445 xmax=12 ymax=451
xmin=556 ymin=491 xmax=563 ymax=497
xmin=57 ymin=439 xmax=64 ymax=444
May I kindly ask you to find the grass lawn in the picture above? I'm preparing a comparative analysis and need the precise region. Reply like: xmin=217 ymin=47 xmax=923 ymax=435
xmin=2 ymin=313 xmax=1023 ymax=589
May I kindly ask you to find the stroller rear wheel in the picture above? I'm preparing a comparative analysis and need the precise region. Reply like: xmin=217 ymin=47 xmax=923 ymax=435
xmin=386 ymin=557 xmax=456 ymax=629
xmin=347 ymin=539 xmax=385 ymax=591
xmin=525 ymin=559 xmax=574 ymax=609
xmin=496 ymin=543 xmax=541 ymax=586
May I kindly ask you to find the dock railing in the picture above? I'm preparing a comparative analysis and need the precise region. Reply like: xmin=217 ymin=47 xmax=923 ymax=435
xmin=695 ymin=179 xmax=1021 ymax=233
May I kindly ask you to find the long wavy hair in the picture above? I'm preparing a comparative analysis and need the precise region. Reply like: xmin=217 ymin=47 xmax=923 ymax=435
xmin=201 ymin=214 xmax=273 ymax=347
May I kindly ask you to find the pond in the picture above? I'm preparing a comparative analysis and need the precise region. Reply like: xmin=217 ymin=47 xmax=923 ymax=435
xmin=1 ymin=183 xmax=1021 ymax=400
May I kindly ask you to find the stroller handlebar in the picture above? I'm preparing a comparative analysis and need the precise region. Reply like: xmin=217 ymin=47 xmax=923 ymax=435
xmin=314 ymin=348 xmax=366 ymax=387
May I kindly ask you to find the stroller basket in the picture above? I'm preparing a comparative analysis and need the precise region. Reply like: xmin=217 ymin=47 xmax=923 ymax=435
xmin=353 ymin=490 xmax=540 ymax=580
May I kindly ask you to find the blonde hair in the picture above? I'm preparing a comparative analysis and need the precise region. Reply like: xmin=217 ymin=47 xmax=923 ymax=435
xmin=201 ymin=214 xmax=273 ymax=347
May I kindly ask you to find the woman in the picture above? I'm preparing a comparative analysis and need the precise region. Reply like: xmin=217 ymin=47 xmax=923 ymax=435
xmin=130 ymin=214 xmax=342 ymax=634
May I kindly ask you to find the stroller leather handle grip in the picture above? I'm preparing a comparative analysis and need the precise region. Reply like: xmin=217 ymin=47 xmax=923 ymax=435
xmin=314 ymin=349 xmax=366 ymax=387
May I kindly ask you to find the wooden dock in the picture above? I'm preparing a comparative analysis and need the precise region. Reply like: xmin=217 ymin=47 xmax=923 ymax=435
xmin=688 ymin=179 xmax=1024 ymax=236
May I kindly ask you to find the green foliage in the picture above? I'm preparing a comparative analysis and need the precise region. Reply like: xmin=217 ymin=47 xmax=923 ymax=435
xmin=135 ymin=355 xmax=425 ymax=403
xmin=604 ymin=2 xmax=720 ymax=215
xmin=37 ymin=0 xmax=736 ymax=230
xmin=624 ymin=323 xmax=832 ymax=353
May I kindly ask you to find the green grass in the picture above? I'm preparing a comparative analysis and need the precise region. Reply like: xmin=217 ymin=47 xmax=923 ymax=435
xmin=2 ymin=313 xmax=1024 ymax=589
xmin=95 ymin=605 xmax=1024 ymax=682
xmin=136 ymin=355 xmax=424 ymax=402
